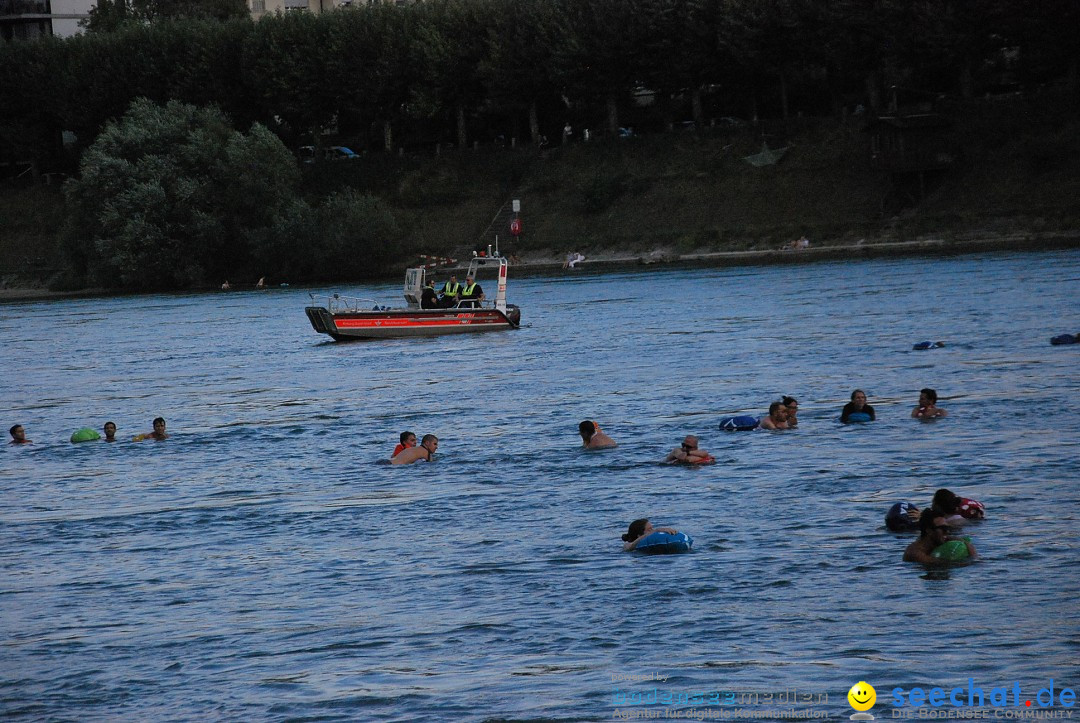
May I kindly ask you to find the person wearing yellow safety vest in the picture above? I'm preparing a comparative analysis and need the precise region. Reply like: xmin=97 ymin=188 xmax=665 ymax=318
xmin=438 ymin=275 xmax=461 ymax=308
xmin=458 ymin=275 xmax=484 ymax=308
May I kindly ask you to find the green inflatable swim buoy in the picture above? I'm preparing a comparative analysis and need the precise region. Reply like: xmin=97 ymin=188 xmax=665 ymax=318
xmin=70 ymin=427 xmax=101 ymax=443
xmin=931 ymin=538 xmax=971 ymax=562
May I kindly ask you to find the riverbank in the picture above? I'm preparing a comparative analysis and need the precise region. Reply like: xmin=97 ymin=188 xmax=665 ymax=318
xmin=4 ymin=232 xmax=1076 ymax=302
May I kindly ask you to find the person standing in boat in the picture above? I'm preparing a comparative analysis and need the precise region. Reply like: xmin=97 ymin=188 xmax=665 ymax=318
xmin=439 ymin=275 xmax=461 ymax=308
xmin=458 ymin=276 xmax=484 ymax=308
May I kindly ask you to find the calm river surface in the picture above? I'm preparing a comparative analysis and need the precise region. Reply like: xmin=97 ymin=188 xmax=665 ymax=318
xmin=2 ymin=249 xmax=1079 ymax=721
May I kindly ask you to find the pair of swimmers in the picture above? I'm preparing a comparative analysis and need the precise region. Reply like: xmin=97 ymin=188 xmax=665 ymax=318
xmin=579 ymin=422 xmax=714 ymax=465
xmin=389 ymin=431 xmax=439 ymax=464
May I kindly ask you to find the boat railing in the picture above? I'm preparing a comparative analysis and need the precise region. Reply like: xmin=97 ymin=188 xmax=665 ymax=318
xmin=309 ymin=293 xmax=381 ymax=313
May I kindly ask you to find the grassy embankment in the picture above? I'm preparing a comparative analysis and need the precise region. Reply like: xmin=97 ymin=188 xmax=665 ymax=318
xmin=3 ymin=92 xmax=1079 ymax=293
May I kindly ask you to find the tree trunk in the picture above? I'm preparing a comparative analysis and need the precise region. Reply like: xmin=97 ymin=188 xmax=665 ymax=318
xmin=866 ymin=72 xmax=881 ymax=114
xmin=383 ymin=120 xmax=392 ymax=153
xmin=528 ymin=100 xmax=540 ymax=144
xmin=606 ymin=94 xmax=619 ymax=135
xmin=691 ymin=87 xmax=704 ymax=128
xmin=779 ymin=69 xmax=789 ymax=120
xmin=456 ymin=104 xmax=467 ymax=149
xmin=959 ymin=58 xmax=974 ymax=99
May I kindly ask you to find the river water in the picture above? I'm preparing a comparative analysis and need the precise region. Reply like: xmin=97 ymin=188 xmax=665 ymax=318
xmin=2 ymin=249 xmax=1078 ymax=721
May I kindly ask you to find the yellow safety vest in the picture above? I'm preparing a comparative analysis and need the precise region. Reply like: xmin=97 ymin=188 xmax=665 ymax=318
xmin=442 ymin=281 xmax=460 ymax=297
xmin=461 ymin=283 xmax=478 ymax=297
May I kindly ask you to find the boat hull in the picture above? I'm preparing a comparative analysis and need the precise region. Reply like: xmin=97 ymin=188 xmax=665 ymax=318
xmin=306 ymin=305 xmax=520 ymax=340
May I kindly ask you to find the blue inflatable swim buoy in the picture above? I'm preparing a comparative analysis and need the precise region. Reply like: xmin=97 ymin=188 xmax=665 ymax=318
xmin=885 ymin=502 xmax=920 ymax=532
xmin=719 ymin=415 xmax=760 ymax=431
xmin=634 ymin=531 xmax=693 ymax=554
xmin=913 ymin=341 xmax=945 ymax=350
xmin=1050 ymin=334 xmax=1078 ymax=346
xmin=845 ymin=412 xmax=873 ymax=423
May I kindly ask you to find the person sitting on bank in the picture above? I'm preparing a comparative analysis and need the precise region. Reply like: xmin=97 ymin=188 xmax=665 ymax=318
xmin=9 ymin=424 xmax=31 ymax=445
xmin=622 ymin=519 xmax=678 ymax=551
xmin=903 ymin=509 xmax=976 ymax=564
xmin=439 ymin=275 xmax=461 ymax=308
xmin=758 ymin=402 xmax=789 ymax=430
xmin=392 ymin=431 xmax=416 ymax=458
xmin=665 ymin=435 xmax=713 ymax=464
xmin=579 ymin=420 xmax=617 ymax=448
xmin=420 ymin=280 xmax=439 ymax=309
xmin=134 ymin=417 xmax=168 ymax=441
xmin=912 ymin=388 xmax=948 ymax=419
xmin=841 ymin=389 xmax=875 ymax=423
xmin=103 ymin=421 xmax=117 ymax=443
xmin=391 ymin=434 xmax=438 ymax=465
xmin=458 ymin=275 xmax=484 ymax=307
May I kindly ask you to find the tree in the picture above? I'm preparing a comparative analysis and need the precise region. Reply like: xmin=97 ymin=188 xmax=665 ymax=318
xmin=63 ymin=98 xmax=301 ymax=289
xmin=82 ymin=0 xmax=247 ymax=33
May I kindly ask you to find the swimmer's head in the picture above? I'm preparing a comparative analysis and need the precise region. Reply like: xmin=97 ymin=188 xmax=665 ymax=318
xmin=622 ymin=518 xmax=650 ymax=542
xmin=851 ymin=389 xmax=867 ymax=403
xmin=919 ymin=388 xmax=938 ymax=405
xmin=400 ymin=430 xmax=416 ymax=446
xmin=932 ymin=488 xmax=959 ymax=514
xmin=578 ymin=420 xmax=596 ymax=442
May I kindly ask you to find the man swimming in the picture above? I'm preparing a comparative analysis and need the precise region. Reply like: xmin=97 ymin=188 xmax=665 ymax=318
xmin=903 ymin=509 xmax=976 ymax=564
xmin=103 ymin=421 xmax=117 ymax=443
xmin=392 ymin=431 xmax=417 ymax=458
xmin=9 ymin=424 xmax=31 ymax=444
xmin=579 ymin=420 xmax=616 ymax=448
xmin=665 ymin=435 xmax=712 ymax=463
xmin=391 ymin=434 xmax=438 ymax=465
xmin=135 ymin=417 xmax=168 ymax=441
xmin=758 ymin=402 xmax=789 ymax=430
xmin=912 ymin=388 xmax=948 ymax=418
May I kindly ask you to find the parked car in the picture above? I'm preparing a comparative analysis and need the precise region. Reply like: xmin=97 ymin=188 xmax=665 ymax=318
xmin=299 ymin=145 xmax=361 ymax=163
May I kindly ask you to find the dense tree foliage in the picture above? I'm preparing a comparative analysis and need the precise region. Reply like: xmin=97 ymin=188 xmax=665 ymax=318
xmin=3 ymin=0 xmax=1077 ymax=289
xmin=5 ymin=0 xmax=1076 ymax=169
xmin=62 ymin=99 xmax=300 ymax=288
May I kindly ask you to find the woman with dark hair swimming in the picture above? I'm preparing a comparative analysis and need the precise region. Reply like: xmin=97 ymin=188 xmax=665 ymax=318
xmin=578 ymin=420 xmax=617 ymax=449
xmin=622 ymin=519 xmax=679 ymax=551
xmin=841 ymin=389 xmax=875 ymax=423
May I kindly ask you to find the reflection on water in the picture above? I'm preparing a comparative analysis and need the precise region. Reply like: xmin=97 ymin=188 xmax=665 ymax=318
xmin=2 ymin=250 xmax=1079 ymax=720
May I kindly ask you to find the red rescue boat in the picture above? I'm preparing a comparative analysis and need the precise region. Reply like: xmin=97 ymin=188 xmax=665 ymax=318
xmin=305 ymin=256 xmax=521 ymax=341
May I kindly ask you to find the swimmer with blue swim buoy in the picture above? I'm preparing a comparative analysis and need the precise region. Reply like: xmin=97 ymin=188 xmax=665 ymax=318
xmin=622 ymin=518 xmax=692 ymax=553
xmin=903 ymin=509 xmax=976 ymax=564
xmin=840 ymin=389 xmax=875 ymax=423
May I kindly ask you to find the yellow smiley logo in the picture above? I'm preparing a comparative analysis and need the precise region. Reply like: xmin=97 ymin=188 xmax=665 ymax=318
xmin=848 ymin=681 xmax=876 ymax=711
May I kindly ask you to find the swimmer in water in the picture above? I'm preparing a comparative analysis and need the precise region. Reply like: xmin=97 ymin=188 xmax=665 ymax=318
xmin=912 ymin=388 xmax=947 ymax=418
xmin=103 ymin=421 xmax=117 ymax=442
xmin=903 ymin=509 xmax=976 ymax=564
xmin=134 ymin=417 xmax=168 ymax=441
xmin=392 ymin=431 xmax=416 ymax=458
xmin=622 ymin=518 xmax=678 ymax=551
xmin=665 ymin=435 xmax=712 ymax=464
xmin=841 ymin=389 xmax=875 ymax=423
xmin=931 ymin=488 xmax=985 ymax=524
xmin=391 ymin=434 xmax=438 ymax=465
xmin=758 ymin=402 xmax=789 ymax=430
xmin=579 ymin=420 xmax=616 ymax=448
xmin=781 ymin=396 xmax=799 ymax=427
xmin=9 ymin=424 xmax=31 ymax=444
